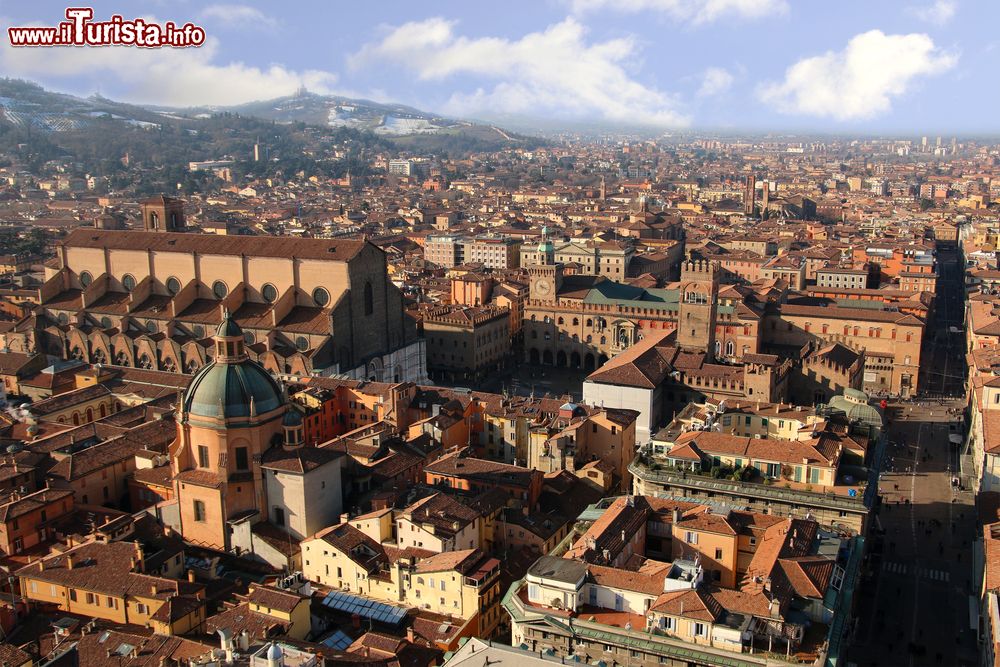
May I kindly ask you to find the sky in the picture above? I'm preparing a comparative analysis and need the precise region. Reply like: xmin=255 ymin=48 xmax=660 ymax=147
xmin=0 ymin=0 xmax=996 ymax=134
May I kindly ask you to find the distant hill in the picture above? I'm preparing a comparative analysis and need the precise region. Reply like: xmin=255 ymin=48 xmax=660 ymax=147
xmin=0 ymin=79 xmax=533 ymax=147
xmin=0 ymin=79 xmax=172 ymax=132
xmin=196 ymin=90 xmax=501 ymax=137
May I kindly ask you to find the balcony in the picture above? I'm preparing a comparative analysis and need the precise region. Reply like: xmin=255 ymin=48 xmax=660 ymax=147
xmin=630 ymin=456 xmax=871 ymax=517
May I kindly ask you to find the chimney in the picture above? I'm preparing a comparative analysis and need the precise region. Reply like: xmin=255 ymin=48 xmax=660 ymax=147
xmin=188 ymin=569 xmax=196 ymax=583
xmin=65 ymin=555 xmax=74 ymax=570
xmin=672 ymin=508 xmax=680 ymax=524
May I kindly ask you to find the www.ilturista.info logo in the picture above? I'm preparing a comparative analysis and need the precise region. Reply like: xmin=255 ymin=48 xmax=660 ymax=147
xmin=8 ymin=7 xmax=206 ymax=48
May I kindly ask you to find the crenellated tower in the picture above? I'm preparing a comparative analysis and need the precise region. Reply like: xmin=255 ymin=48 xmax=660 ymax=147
xmin=677 ymin=259 xmax=720 ymax=357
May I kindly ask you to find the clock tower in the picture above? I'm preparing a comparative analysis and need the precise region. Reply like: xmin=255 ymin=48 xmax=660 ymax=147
xmin=529 ymin=264 xmax=562 ymax=303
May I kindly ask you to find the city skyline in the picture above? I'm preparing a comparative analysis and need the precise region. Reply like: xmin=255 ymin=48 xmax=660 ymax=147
xmin=1 ymin=0 xmax=995 ymax=134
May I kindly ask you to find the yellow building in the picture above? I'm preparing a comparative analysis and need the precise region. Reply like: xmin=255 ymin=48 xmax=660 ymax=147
xmin=16 ymin=539 xmax=206 ymax=636
xmin=301 ymin=521 xmax=502 ymax=638
xmin=244 ymin=584 xmax=312 ymax=640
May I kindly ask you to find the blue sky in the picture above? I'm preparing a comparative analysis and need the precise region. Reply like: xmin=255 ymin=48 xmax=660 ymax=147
xmin=1 ymin=0 xmax=996 ymax=133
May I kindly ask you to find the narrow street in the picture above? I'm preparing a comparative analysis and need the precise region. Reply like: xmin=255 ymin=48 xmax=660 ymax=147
xmin=848 ymin=246 xmax=977 ymax=665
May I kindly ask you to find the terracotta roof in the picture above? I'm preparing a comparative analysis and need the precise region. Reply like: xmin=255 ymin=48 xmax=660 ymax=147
xmin=247 ymin=583 xmax=308 ymax=613
xmin=61 ymin=228 xmax=368 ymax=262
xmin=650 ymin=588 xmax=722 ymax=621
xmin=584 ymin=330 xmax=676 ymax=389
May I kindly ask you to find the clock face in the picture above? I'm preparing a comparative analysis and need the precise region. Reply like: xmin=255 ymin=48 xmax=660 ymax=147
xmin=535 ymin=279 xmax=552 ymax=296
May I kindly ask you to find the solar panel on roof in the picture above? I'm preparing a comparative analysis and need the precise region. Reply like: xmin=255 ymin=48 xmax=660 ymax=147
xmin=318 ymin=590 xmax=407 ymax=625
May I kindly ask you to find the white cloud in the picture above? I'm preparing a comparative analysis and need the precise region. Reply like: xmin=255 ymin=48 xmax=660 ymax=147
xmin=697 ymin=67 xmax=734 ymax=96
xmin=758 ymin=30 xmax=957 ymax=121
xmin=200 ymin=5 xmax=277 ymax=29
xmin=909 ymin=0 xmax=957 ymax=25
xmin=0 ymin=33 xmax=337 ymax=106
xmin=569 ymin=0 xmax=788 ymax=24
xmin=350 ymin=17 xmax=688 ymax=127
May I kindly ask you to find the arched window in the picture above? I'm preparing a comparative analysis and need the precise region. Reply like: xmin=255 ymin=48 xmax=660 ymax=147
xmin=166 ymin=277 xmax=181 ymax=295
xmin=261 ymin=283 xmax=278 ymax=303
xmin=80 ymin=271 xmax=93 ymax=288
xmin=122 ymin=274 xmax=136 ymax=292
xmin=557 ymin=317 xmax=564 ymax=325
xmin=363 ymin=281 xmax=374 ymax=316
xmin=213 ymin=281 xmax=228 ymax=299
xmin=313 ymin=287 xmax=330 ymax=307
xmin=99 ymin=404 xmax=106 ymax=418
xmin=86 ymin=408 xmax=93 ymax=422
xmin=714 ymin=341 xmax=722 ymax=356
xmin=726 ymin=340 xmax=734 ymax=356
xmin=296 ymin=336 xmax=309 ymax=351
xmin=149 ymin=212 xmax=159 ymax=229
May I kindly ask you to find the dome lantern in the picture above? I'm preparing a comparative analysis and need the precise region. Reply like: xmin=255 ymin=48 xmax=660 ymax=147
xmin=180 ymin=312 xmax=286 ymax=425
xmin=214 ymin=310 xmax=247 ymax=363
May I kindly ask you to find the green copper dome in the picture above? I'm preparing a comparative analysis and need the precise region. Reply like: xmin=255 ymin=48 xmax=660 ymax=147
xmin=183 ymin=357 xmax=284 ymax=421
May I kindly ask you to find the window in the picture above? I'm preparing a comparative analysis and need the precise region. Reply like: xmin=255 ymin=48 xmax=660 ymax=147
xmin=274 ymin=507 xmax=285 ymax=526
xmin=313 ymin=287 xmax=330 ymax=307
xmin=364 ymin=281 xmax=374 ymax=315
xmin=86 ymin=592 xmax=95 ymax=605
xmin=166 ymin=276 xmax=181 ymax=295
xmin=715 ymin=548 xmax=723 ymax=560
xmin=80 ymin=271 xmax=93 ymax=288
xmin=197 ymin=445 xmax=210 ymax=468
xmin=193 ymin=500 xmax=206 ymax=522
xmin=830 ymin=565 xmax=845 ymax=591
xmin=122 ymin=274 xmax=136 ymax=292
xmin=685 ymin=531 xmax=698 ymax=544
xmin=235 ymin=447 xmax=249 ymax=471
xmin=261 ymin=283 xmax=278 ymax=303
xmin=693 ymin=622 xmax=707 ymax=637
xmin=296 ymin=336 xmax=309 ymax=351
xmin=212 ymin=280 xmax=229 ymax=299
xmin=136 ymin=602 xmax=147 ymax=614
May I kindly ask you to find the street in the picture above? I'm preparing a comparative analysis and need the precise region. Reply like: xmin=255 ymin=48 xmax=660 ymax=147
xmin=847 ymin=246 xmax=977 ymax=665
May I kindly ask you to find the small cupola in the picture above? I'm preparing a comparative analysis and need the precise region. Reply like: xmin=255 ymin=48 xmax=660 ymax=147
xmin=214 ymin=311 xmax=248 ymax=363
xmin=282 ymin=409 xmax=304 ymax=448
